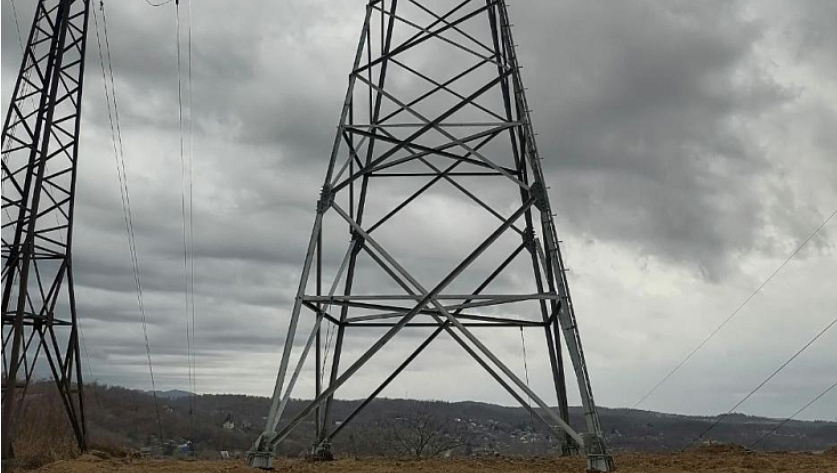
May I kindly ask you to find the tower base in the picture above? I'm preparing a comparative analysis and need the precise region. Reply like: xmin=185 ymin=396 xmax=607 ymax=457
xmin=307 ymin=442 xmax=334 ymax=461
xmin=586 ymin=455 xmax=616 ymax=473
xmin=246 ymin=450 xmax=273 ymax=469
xmin=583 ymin=433 xmax=615 ymax=472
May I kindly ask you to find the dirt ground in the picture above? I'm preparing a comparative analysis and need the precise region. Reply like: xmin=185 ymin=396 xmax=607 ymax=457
xmin=27 ymin=448 xmax=837 ymax=473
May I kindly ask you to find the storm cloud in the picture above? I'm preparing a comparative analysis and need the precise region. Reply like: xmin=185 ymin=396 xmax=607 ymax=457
xmin=1 ymin=0 xmax=835 ymax=422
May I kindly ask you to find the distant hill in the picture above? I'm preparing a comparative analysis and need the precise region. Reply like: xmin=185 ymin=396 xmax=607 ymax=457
xmin=73 ymin=384 xmax=836 ymax=457
xmin=148 ymin=389 xmax=195 ymax=400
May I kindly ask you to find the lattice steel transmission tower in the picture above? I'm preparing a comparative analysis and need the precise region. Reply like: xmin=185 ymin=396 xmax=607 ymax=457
xmin=2 ymin=0 xmax=91 ymax=458
xmin=249 ymin=1 xmax=613 ymax=471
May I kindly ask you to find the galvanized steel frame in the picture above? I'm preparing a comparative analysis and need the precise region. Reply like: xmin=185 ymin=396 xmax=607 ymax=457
xmin=250 ymin=1 xmax=612 ymax=470
xmin=1 ymin=0 xmax=91 ymax=458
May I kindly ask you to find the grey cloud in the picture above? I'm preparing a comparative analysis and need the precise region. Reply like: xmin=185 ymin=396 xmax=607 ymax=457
xmin=503 ymin=1 xmax=794 ymax=279
xmin=2 ymin=0 xmax=834 ymax=420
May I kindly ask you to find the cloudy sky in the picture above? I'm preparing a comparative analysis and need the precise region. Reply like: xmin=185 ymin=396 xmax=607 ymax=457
xmin=2 ymin=0 xmax=835 ymax=424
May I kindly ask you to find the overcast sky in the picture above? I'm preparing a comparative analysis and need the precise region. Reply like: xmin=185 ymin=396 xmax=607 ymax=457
xmin=2 ymin=0 xmax=835 ymax=423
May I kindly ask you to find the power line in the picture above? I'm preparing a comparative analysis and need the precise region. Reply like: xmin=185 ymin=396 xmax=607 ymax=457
xmin=187 ymin=0 xmax=198 ymax=443
xmin=634 ymin=205 xmax=837 ymax=408
xmin=188 ymin=0 xmax=196 ymax=400
xmin=77 ymin=320 xmax=104 ymax=411
xmin=8 ymin=0 xmax=24 ymax=51
xmin=93 ymin=0 xmax=165 ymax=443
xmin=686 ymin=314 xmax=837 ymax=447
xmin=750 ymin=378 xmax=837 ymax=449
xmin=320 ymin=310 xmax=337 ymax=385
xmin=175 ymin=0 xmax=189 ymax=402
xmin=176 ymin=0 xmax=197 ymax=447
xmin=144 ymin=0 xmax=173 ymax=6
xmin=519 ymin=327 xmax=534 ymax=432
xmin=3 ymin=0 xmax=29 ymax=236
xmin=3 ymin=0 xmax=38 ymax=188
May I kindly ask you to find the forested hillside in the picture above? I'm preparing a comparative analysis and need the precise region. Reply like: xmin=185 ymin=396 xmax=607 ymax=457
xmin=15 ymin=383 xmax=837 ymax=461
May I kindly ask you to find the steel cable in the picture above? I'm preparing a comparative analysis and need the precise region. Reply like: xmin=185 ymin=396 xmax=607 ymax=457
xmin=685 ymin=314 xmax=837 ymax=448
xmin=519 ymin=327 xmax=535 ymax=432
xmin=94 ymin=0 xmax=165 ymax=443
xmin=176 ymin=0 xmax=198 ymax=448
xmin=635 ymin=205 xmax=837 ymax=408
xmin=750 ymin=378 xmax=837 ymax=448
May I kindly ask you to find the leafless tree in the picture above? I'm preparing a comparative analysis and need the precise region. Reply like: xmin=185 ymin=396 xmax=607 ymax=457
xmin=389 ymin=404 xmax=472 ymax=458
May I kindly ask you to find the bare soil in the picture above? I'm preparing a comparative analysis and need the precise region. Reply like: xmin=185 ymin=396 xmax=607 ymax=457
xmin=26 ymin=449 xmax=837 ymax=473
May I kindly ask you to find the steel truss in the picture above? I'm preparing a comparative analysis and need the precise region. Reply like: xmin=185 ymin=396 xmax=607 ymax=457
xmin=2 ymin=0 xmax=91 ymax=458
xmin=249 ymin=1 xmax=613 ymax=471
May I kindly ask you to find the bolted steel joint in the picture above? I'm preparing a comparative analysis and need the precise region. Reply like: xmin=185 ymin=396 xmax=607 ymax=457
xmin=350 ymin=229 xmax=365 ymax=246
xmin=317 ymin=184 xmax=334 ymax=214
xmin=529 ymin=182 xmax=549 ymax=212
xmin=522 ymin=228 xmax=537 ymax=252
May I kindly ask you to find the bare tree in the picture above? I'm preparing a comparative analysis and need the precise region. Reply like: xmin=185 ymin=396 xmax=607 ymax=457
xmin=390 ymin=404 xmax=472 ymax=458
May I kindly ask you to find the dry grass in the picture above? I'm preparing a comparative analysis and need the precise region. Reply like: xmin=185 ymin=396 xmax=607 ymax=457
xmin=5 ymin=389 xmax=80 ymax=471
xmin=5 ymin=388 xmax=835 ymax=472
xmin=20 ymin=450 xmax=837 ymax=473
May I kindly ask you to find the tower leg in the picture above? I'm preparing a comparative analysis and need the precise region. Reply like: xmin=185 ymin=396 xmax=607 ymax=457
xmin=584 ymin=433 xmax=616 ymax=472
xmin=492 ymin=0 xmax=613 ymax=468
xmin=2 ymin=0 xmax=91 ymax=458
xmin=250 ymin=2 xmax=614 ymax=471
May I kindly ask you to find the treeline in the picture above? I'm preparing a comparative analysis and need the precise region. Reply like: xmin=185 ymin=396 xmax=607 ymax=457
xmin=9 ymin=382 xmax=837 ymax=464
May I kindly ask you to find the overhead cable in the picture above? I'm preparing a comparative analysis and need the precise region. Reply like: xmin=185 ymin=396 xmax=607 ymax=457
xmin=635 ymin=204 xmax=837 ymax=408
xmin=686 ymin=314 xmax=837 ymax=447
xmin=176 ymin=0 xmax=198 ymax=445
xmin=750 ymin=378 xmax=837 ymax=448
xmin=93 ymin=0 xmax=165 ymax=442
